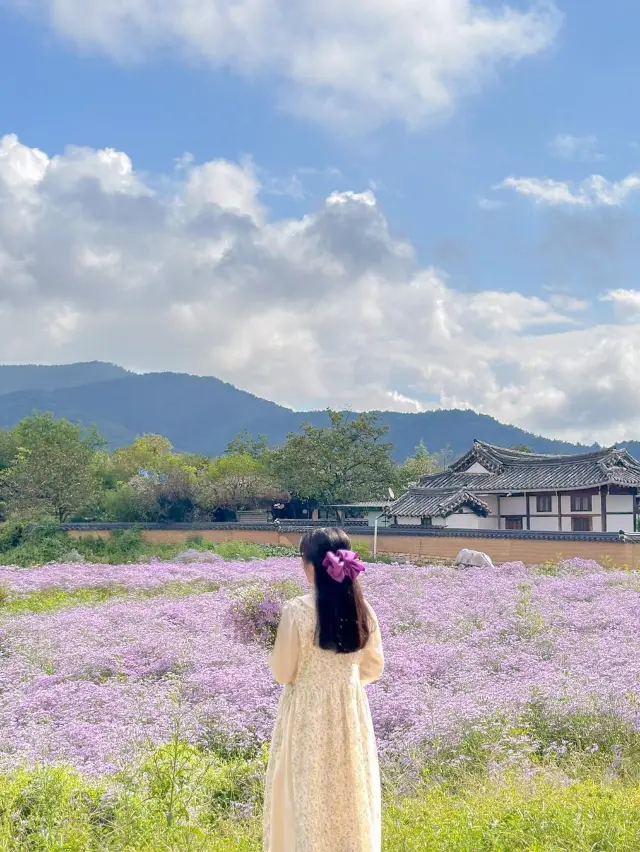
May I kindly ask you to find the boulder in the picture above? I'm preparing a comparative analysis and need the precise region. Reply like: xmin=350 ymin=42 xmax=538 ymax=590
xmin=454 ymin=549 xmax=494 ymax=569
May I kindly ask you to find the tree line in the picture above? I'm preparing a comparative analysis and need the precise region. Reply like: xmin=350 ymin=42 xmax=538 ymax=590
xmin=0 ymin=411 xmax=445 ymax=524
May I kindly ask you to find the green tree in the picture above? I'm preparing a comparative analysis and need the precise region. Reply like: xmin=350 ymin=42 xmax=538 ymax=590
xmin=0 ymin=429 xmax=17 ymax=472
xmin=511 ymin=444 xmax=533 ymax=453
xmin=0 ymin=414 xmax=105 ymax=522
xmin=396 ymin=441 xmax=439 ymax=489
xmin=110 ymin=434 xmax=178 ymax=480
xmin=225 ymin=432 xmax=271 ymax=458
xmin=195 ymin=453 xmax=286 ymax=514
xmin=270 ymin=411 xmax=396 ymax=506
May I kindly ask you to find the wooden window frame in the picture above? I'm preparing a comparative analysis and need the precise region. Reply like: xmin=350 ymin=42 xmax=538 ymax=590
xmin=571 ymin=516 xmax=592 ymax=532
xmin=505 ymin=516 xmax=524 ymax=531
xmin=536 ymin=494 xmax=552 ymax=513
xmin=571 ymin=493 xmax=592 ymax=512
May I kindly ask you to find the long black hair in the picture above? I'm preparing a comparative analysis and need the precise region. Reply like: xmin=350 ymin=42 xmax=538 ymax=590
xmin=300 ymin=527 xmax=372 ymax=654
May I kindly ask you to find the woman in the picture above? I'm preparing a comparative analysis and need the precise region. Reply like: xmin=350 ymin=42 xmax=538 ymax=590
xmin=263 ymin=527 xmax=384 ymax=852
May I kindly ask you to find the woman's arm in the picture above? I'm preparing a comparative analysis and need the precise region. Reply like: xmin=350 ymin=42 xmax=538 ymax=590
xmin=360 ymin=606 xmax=384 ymax=685
xmin=268 ymin=601 xmax=300 ymax=685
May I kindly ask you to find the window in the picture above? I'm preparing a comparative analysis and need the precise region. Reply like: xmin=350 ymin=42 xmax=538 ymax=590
xmin=571 ymin=493 xmax=592 ymax=512
xmin=572 ymin=516 xmax=592 ymax=532
xmin=505 ymin=517 xmax=523 ymax=530
xmin=420 ymin=517 xmax=432 ymax=528
xmin=536 ymin=494 xmax=552 ymax=513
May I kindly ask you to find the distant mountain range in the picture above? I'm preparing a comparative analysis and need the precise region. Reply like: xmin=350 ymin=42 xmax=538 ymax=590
xmin=0 ymin=361 xmax=637 ymax=462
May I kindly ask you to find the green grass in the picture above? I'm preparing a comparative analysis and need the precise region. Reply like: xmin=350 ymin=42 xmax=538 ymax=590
xmin=0 ymin=523 xmax=298 ymax=567
xmin=1 ymin=751 xmax=639 ymax=851
xmin=383 ymin=779 xmax=640 ymax=851
xmin=0 ymin=711 xmax=639 ymax=850
xmin=0 ymin=579 xmax=222 ymax=616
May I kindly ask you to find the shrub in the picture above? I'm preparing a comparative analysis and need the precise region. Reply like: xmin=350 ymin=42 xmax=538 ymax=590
xmin=228 ymin=580 xmax=304 ymax=647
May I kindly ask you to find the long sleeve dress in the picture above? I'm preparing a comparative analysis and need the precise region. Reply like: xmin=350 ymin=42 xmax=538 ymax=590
xmin=263 ymin=593 xmax=384 ymax=852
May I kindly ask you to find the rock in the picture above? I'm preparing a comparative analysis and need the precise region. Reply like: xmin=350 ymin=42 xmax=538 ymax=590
xmin=62 ymin=550 xmax=84 ymax=563
xmin=454 ymin=549 xmax=494 ymax=569
xmin=176 ymin=548 xmax=220 ymax=563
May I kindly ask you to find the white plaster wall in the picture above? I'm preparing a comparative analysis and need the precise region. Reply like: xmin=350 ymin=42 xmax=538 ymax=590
xmin=530 ymin=516 xmax=560 ymax=531
xmin=482 ymin=496 xmax=500 ymax=515
xmin=445 ymin=513 xmax=481 ymax=529
xmin=467 ymin=462 xmax=490 ymax=473
xmin=592 ymin=516 xmax=603 ymax=533
xmin=499 ymin=496 xmax=527 ymax=514
xmin=608 ymin=514 xmax=636 ymax=533
xmin=397 ymin=516 xmax=420 ymax=526
xmin=607 ymin=494 xmax=634 ymax=513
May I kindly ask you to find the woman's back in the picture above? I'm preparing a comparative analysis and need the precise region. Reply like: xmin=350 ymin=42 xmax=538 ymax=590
xmin=275 ymin=594 xmax=379 ymax=690
xmin=263 ymin=529 xmax=384 ymax=852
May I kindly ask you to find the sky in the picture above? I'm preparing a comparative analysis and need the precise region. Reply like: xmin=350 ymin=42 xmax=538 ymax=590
xmin=1 ymin=0 xmax=640 ymax=445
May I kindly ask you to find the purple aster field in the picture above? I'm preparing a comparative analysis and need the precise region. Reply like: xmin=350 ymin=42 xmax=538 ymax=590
xmin=0 ymin=556 xmax=639 ymax=778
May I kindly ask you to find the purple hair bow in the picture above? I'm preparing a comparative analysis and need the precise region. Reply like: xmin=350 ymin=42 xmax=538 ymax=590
xmin=322 ymin=549 xmax=366 ymax=583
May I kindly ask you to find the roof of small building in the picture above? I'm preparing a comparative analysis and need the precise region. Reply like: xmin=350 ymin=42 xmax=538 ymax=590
xmin=322 ymin=502 xmax=390 ymax=510
xmin=389 ymin=488 xmax=491 ymax=518
xmin=387 ymin=440 xmax=640 ymax=518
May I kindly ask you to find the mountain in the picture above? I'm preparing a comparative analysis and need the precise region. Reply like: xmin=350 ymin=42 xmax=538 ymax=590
xmin=0 ymin=363 xmax=638 ymax=461
xmin=0 ymin=362 xmax=130 ymax=396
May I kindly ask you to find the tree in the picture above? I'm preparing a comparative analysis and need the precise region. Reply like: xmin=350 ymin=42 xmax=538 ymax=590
xmin=511 ymin=444 xmax=533 ymax=453
xmin=0 ymin=414 xmax=105 ymax=521
xmin=270 ymin=411 xmax=396 ymax=506
xmin=433 ymin=444 xmax=455 ymax=471
xmin=110 ymin=434 xmax=178 ymax=480
xmin=0 ymin=429 xmax=17 ymax=472
xmin=226 ymin=432 xmax=271 ymax=458
xmin=396 ymin=441 xmax=439 ymax=489
xmin=195 ymin=453 xmax=286 ymax=514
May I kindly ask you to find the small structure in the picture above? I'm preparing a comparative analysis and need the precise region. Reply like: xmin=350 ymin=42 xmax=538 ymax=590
xmin=318 ymin=502 xmax=391 ymax=527
xmin=387 ymin=441 xmax=640 ymax=533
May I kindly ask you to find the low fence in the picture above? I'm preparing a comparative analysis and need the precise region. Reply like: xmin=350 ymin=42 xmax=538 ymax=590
xmin=61 ymin=523 xmax=640 ymax=569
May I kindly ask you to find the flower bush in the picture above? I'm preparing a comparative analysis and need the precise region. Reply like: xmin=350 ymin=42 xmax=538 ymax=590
xmin=0 ymin=556 xmax=638 ymax=779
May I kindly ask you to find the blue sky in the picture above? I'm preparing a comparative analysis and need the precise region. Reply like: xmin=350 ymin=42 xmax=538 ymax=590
xmin=1 ymin=0 xmax=640 ymax=443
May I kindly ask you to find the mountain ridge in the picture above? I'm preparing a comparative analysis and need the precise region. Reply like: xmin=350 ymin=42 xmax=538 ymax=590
xmin=0 ymin=362 xmax=636 ymax=461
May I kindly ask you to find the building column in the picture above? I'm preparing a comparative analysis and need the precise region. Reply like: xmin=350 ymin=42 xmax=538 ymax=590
xmin=557 ymin=491 xmax=562 ymax=532
xmin=634 ymin=488 xmax=638 ymax=533
xmin=600 ymin=486 xmax=608 ymax=533
xmin=525 ymin=493 xmax=531 ymax=530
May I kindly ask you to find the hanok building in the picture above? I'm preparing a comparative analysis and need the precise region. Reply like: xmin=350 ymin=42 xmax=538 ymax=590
xmin=387 ymin=441 xmax=640 ymax=533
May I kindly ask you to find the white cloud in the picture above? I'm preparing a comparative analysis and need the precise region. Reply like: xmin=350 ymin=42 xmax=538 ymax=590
xmin=601 ymin=289 xmax=640 ymax=319
xmin=9 ymin=0 xmax=562 ymax=128
xmin=550 ymin=134 xmax=604 ymax=162
xmin=3 ymin=133 xmax=640 ymax=446
xmin=499 ymin=173 xmax=640 ymax=207
xmin=548 ymin=293 xmax=590 ymax=312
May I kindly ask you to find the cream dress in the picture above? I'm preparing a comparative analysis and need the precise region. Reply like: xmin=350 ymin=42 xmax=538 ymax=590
xmin=263 ymin=593 xmax=384 ymax=852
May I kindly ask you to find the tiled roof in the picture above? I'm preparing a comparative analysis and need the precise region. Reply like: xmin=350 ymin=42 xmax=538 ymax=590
xmin=387 ymin=440 xmax=640 ymax=518
xmin=423 ymin=440 xmax=640 ymax=491
xmin=389 ymin=488 xmax=491 ymax=518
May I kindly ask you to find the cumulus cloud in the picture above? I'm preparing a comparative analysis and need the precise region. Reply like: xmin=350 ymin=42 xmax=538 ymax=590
xmin=601 ymin=288 xmax=640 ymax=319
xmin=2 ymin=133 xmax=640 ymax=445
xmin=550 ymin=134 xmax=604 ymax=162
xmin=499 ymin=173 xmax=640 ymax=207
xmin=9 ymin=0 xmax=562 ymax=128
